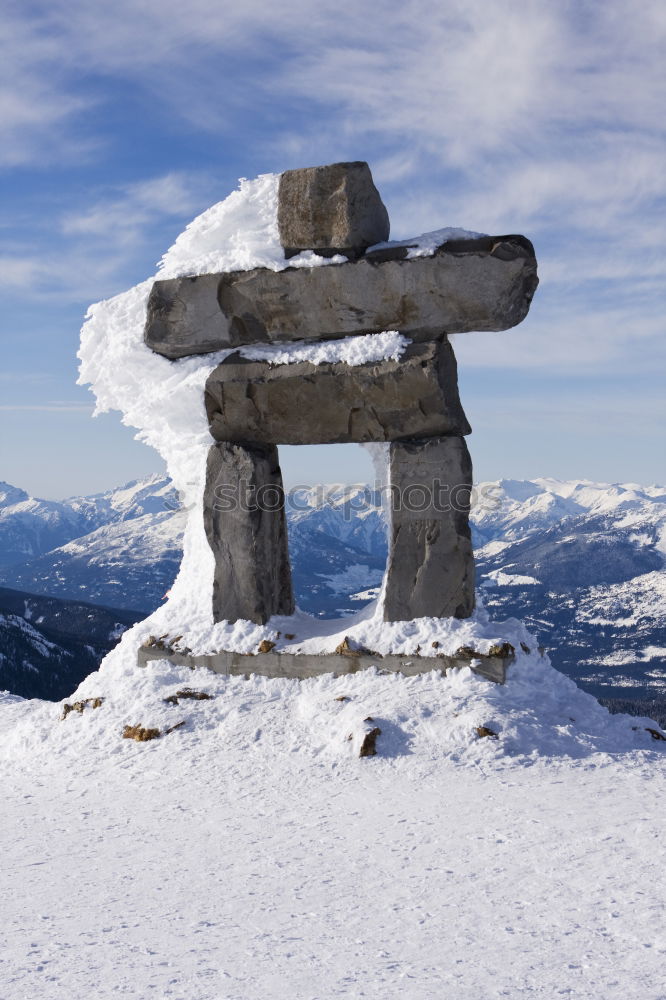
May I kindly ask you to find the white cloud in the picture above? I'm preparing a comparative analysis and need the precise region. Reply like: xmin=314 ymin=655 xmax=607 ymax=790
xmin=62 ymin=173 xmax=204 ymax=242
xmin=0 ymin=0 xmax=663 ymax=371
xmin=2 ymin=2 xmax=663 ymax=168
xmin=0 ymin=8 xmax=93 ymax=166
xmin=0 ymin=171 xmax=210 ymax=300
xmin=452 ymin=293 xmax=666 ymax=376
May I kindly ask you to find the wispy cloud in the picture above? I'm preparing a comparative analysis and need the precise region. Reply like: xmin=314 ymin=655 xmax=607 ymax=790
xmin=4 ymin=2 xmax=663 ymax=166
xmin=453 ymin=293 xmax=665 ymax=375
xmin=0 ymin=170 xmax=211 ymax=300
xmin=1 ymin=1 xmax=663 ymax=364
xmin=61 ymin=173 xmax=205 ymax=243
xmin=0 ymin=6 xmax=94 ymax=166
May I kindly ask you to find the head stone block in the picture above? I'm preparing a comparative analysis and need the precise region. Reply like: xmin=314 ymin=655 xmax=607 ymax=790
xmin=277 ymin=161 xmax=390 ymax=258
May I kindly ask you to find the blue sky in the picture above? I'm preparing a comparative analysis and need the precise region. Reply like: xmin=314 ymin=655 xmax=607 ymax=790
xmin=1 ymin=0 xmax=664 ymax=499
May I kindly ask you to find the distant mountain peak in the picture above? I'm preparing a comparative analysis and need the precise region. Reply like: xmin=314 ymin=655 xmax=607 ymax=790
xmin=0 ymin=482 xmax=29 ymax=508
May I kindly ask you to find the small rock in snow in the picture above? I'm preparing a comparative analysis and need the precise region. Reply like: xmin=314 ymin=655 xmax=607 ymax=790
xmin=359 ymin=727 xmax=381 ymax=757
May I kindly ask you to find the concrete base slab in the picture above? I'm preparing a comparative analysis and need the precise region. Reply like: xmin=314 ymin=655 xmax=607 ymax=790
xmin=137 ymin=646 xmax=508 ymax=684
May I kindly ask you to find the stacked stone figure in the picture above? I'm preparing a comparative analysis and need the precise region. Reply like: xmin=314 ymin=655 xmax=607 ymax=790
xmin=144 ymin=162 xmax=538 ymax=626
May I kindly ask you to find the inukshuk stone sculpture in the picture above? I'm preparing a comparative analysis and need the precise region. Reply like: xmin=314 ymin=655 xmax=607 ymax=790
xmin=144 ymin=162 xmax=538 ymax=626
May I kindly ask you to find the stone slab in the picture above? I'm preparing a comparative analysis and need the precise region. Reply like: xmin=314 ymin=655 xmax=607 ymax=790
xmin=144 ymin=236 xmax=538 ymax=359
xmin=205 ymin=338 xmax=471 ymax=444
xmin=137 ymin=646 xmax=507 ymax=684
xmin=278 ymin=161 xmax=390 ymax=257
xmin=383 ymin=435 xmax=475 ymax=621
xmin=204 ymin=441 xmax=294 ymax=624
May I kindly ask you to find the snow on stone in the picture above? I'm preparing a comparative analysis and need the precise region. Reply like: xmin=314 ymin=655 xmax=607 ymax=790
xmin=367 ymin=225 xmax=486 ymax=258
xmin=239 ymin=330 xmax=409 ymax=366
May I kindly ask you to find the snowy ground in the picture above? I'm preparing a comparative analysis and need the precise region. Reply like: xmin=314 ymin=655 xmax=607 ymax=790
xmin=2 ymin=637 xmax=665 ymax=999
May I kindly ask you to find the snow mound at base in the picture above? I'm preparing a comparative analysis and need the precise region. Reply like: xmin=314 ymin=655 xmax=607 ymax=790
xmin=2 ymin=628 xmax=663 ymax=768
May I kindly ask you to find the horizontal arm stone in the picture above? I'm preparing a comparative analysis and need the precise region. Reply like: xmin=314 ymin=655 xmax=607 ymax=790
xmin=204 ymin=338 xmax=471 ymax=445
xmin=144 ymin=236 xmax=538 ymax=359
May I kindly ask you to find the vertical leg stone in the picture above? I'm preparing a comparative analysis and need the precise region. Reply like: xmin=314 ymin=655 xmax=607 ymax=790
xmin=383 ymin=436 xmax=475 ymax=621
xmin=204 ymin=441 xmax=294 ymax=624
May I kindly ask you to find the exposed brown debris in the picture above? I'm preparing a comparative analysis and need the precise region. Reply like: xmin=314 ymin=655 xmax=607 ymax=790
xmin=475 ymin=726 xmax=498 ymax=739
xmin=123 ymin=724 xmax=161 ymax=742
xmin=455 ymin=642 xmax=515 ymax=666
xmin=359 ymin=727 xmax=381 ymax=757
xmin=335 ymin=636 xmax=374 ymax=657
xmin=163 ymin=689 xmax=213 ymax=706
xmin=142 ymin=635 xmax=170 ymax=652
xmin=257 ymin=639 xmax=277 ymax=654
xmin=61 ymin=697 xmax=104 ymax=721
xmin=487 ymin=642 xmax=516 ymax=659
xmin=431 ymin=641 xmax=440 ymax=649
xmin=520 ymin=642 xmax=531 ymax=654
xmin=141 ymin=633 xmax=191 ymax=655
xmin=455 ymin=645 xmax=478 ymax=659
xmin=164 ymin=721 xmax=186 ymax=735
xmin=284 ymin=633 xmax=296 ymax=640
xmin=122 ymin=720 xmax=187 ymax=741
xmin=645 ymin=727 xmax=666 ymax=742
xmin=334 ymin=695 xmax=350 ymax=702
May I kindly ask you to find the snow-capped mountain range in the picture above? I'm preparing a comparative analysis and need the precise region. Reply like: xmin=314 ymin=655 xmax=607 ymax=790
xmin=0 ymin=474 xmax=664 ymax=706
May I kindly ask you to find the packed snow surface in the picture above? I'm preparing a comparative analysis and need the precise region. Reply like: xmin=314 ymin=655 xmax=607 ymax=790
xmin=1 ymin=634 xmax=665 ymax=999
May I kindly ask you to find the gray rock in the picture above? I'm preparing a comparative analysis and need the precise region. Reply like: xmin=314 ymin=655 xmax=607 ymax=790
xmin=138 ymin=645 xmax=507 ymax=684
xmin=205 ymin=338 xmax=471 ymax=445
xmin=383 ymin=435 xmax=475 ymax=621
xmin=277 ymin=161 xmax=389 ymax=257
xmin=145 ymin=274 xmax=229 ymax=360
xmin=144 ymin=236 xmax=538 ymax=359
xmin=204 ymin=441 xmax=294 ymax=624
